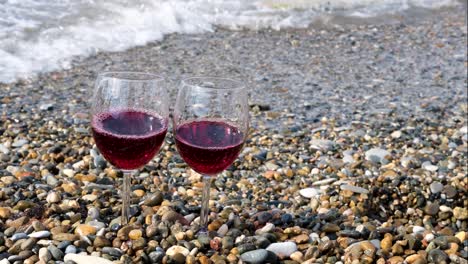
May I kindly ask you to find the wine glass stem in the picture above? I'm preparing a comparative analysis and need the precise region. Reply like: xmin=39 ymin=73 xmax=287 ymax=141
xmin=121 ymin=170 xmax=134 ymax=225
xmin=200 ymin=175 xmax=212 ymax=232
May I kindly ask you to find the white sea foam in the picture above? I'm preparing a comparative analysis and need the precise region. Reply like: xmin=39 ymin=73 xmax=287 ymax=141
xmin=0 ymin=0 xmax=459 ymax=83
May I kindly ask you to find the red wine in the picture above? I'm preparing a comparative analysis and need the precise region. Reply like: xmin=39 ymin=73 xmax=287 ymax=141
xmin=91 ymin=110 xmax=167 ymax=170
xmin=175 ymin=120 xmax=244 ymax=175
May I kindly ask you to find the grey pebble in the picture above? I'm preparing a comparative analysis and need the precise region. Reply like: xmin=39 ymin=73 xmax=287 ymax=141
xmin=12 ymin=139 xmax=28 ymax=148
xmin=148 ymin=249 xmax=165 ymax=263
xmin=48 ymin=245 xmax=64 ymax=260
xmin=430 ymin=182 xmax=444 ymax=194
xmin=240 ymin=249 xmax=270 ymax=264
xmin=11 ymin=233 xmax=28 ymax=241
xmin=65 ymin=245 xmax=77 ymax=254
xmin=101 ymin=247 xmax=123 ymax=257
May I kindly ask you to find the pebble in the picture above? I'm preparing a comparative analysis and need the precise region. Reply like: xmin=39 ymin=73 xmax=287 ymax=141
xmin=424 ymin=203 xmax=439 ymax=216
xmin=46 ymin=192 xmax=61 ymax=203
xmin=62 ymin=169 xmax=75 ymax=178
xmin=299 ymin=188 xmax=320 ymax=198
xmin=309 ymin=139 xmax=334 ymax=151
xmin=11 ymin=233 xmax=28 ymax=241
xmin=428 ymin=249 xmax=449 ymax=263
xmin=65 ymin=245 xmax=77 ymax=254
xmin=0 ymin=144 xmax=9 ymax=154
xmin=64 ymin=254 xmax=115 ymax=264
xmin=453 ymin=207 xmax=468 ymax=220
xmin=38 ymin=247 xmax=51 ymax=262
xmin=255 ymin=223 xmax=275 ymax=235
xmin=240 ymin=249 xmax=270 ymax=264
xmin=166 ymin=245 xmax=190 ymax=257
xmin=129 ymin=229 xmax=143 ymax=240
xmin=422 ymin=161 xmax=438 ymax=172
xmin=217 ymin=224 xmax=229 ymax=236
xmin=29 ymin=231 xmax=51 ymax=239
xmin=101 ymin=247 xmax=122 ymax=257
xmin=412 ymin=226 xmax=426 ymax=234
xmin=266 ymin=242 xmax=297 ymax=258
xmin=12 ymin=139 xmax=28 ymax=148
xmin=0 ymin=207 xmax=11 ymax=219
xmin=365 ymin=148 xmax=390 ymax=164
xmin=48 ymin=245 xmax=64 ymax=260
xmin=149 ymin=248 xmax=165 ymax=262
xmin=75 ymin=224 xmax=97 ymax=236
xmin=429 ymin=181 xmax=444 ymax=193
xmin=340 ymin=184 xmax=369 ymax=194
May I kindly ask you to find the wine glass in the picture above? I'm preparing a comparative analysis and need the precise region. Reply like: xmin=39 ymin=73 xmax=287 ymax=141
xmin=173 ymin=77 xmax=249 ymax=233
xmin=90 ymin=72 xmax=169 ymax=225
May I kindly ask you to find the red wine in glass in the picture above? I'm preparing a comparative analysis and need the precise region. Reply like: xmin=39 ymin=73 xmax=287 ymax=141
xmin=175 ymin=120 xmax=244 ymax=175
xmin=173 ymin=77 xmax=249 ymax=233
xmin=91 ymin=71 xmax=168 ymax=225
xmin=92 ymin=109 xmax=168 ymax=170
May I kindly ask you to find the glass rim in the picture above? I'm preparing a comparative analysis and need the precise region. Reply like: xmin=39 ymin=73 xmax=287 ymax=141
xmin=181 ymin=76 xmax=245 ymax=90
xmin=98 ymin=71 xmax=165 ymax=82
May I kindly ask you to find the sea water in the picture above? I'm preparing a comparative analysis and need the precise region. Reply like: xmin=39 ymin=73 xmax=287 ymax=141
xmin=0 ymin=0 xmax=460 ymax=83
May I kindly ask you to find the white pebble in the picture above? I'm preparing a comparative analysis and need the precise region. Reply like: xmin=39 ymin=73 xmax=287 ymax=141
xmin=422 ymin=161 xmax=438 ymax=172
xmin=217 ymin=224 xmax=229 ymax=237
xmin=406 ymin=208 xmax=415 ymax=215
xmin=425 ymin=233 xmax=435 ymax=242
xmin=340 ymin=184 xmax=369 ymax=194
xmin=412 ymin=226 xmax=425 ymax=234
xmin=266 ymin=242 xmax=297 ymax=257
xmin=459 ymin=126 xmax=467 ymax=134
xmin=29 ymin=231 xmax=51 ymax=239
xmin=312 ymin=178 xmax=335 ymax=186
xmin=255 ymin=223 xmax=275 ymax=235
xmin=391 ymin=130 xmax=402 ymax=138
xmin=365 ymin=148 xmax=390 ymax=164
xmin=62 ymin=169 xmax=75 ymax=177
xmin=64 ymin=254 xmax=114 ymax=264
xmin=439 ymin=205 xmax=453 ymax=213
xmin=72 ymin=160 xmax=85 ymax=170
xmin=82 ymin=194 xmax=97 ymax=202
xmin=46 ymin=192 xmax=61 ymax=203
xmin=299 ymin=188 xmax=320 ymax=198
xmin=166 ymin=245 xmax=190 ymax=257
xmin=0 ymin=144 xmax=9 ymax=154
xmin=309 ymin=233 xmax=320 ymax=243
xmin=311 ymin=168 xmax=320 ymax=175
xmin=39 ymin=247 xmax=51 ymax=262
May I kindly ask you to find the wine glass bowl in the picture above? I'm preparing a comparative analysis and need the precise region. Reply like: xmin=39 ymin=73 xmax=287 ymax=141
xmin=90 ymin=71 xmax=169 ymax=224
xmin=173 ymin=77 xmax=249 ymax=232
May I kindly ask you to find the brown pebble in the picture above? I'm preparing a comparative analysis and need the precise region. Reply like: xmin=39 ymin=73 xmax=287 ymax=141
xmin=208 ymin=220 xmax=223 ymax=232
xmin=405 ymin=254 xmax=427 ymax=264
xmin=387 ymin=256 xmax=404 ymax=264
xmin=75 ymin=224 xmax=97 ymax=236
xmin=129 ymin=229 xmax=143 ymax=240
xmin=7 ymin=216 xmax=30 ymax=228
xmin=292 ymin=234 xmax=309 ymax=244
xmin=94 ymin=236 xmax=111 ymax=248
xmin=381 ymin=233 xmax=393 ymax=251
xmin=53 ymin=233 xmax=79 ymax=241
xmin=117 ymin=225 xmax=134 ymax=240
xmin=0 ymin=207 xmax=11 ymax=219
xmin=199 ymin=255 xmax=211 ymax=264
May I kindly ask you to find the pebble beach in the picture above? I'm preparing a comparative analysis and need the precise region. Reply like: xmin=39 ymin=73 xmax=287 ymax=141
xmin=0 ymin=5 xmax=467 ymax=264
